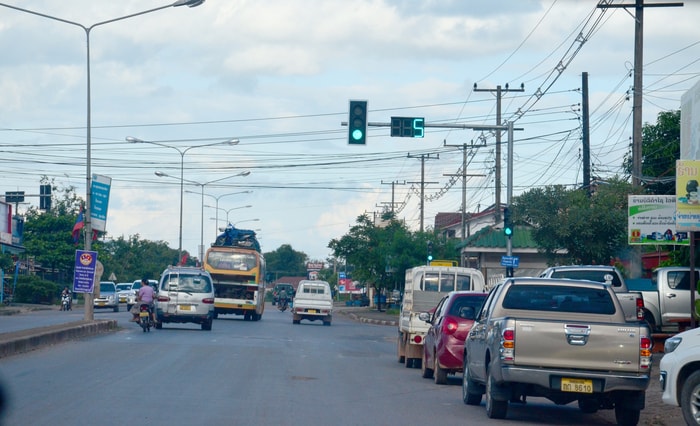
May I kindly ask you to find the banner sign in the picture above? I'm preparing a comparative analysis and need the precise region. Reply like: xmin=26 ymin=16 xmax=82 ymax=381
xmin=628 ymin=195 xmax=688 ymax=245
xmin=73 ymin=250 xmax=98 ymax=293
xmin=91 ymin=174 xmax=111 ymax=232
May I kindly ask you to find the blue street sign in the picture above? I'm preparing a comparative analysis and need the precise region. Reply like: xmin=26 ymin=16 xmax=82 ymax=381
xmin=73 ymin=250 xmax=98 ymax=293
xmin=500 ymin=255 xmax=520 ymax=268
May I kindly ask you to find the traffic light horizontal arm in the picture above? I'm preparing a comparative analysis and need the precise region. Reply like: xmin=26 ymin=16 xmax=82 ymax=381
xmin=341 ymin=121 xmax=522 ymax=131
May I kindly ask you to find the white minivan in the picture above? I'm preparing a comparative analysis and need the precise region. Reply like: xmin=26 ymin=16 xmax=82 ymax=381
xmin=292 ymin=280 xmax=333 ymax=326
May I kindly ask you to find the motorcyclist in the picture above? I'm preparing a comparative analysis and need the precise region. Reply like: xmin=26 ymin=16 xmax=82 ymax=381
xmin=130 ymin=278 xmax=155 ymax=323
xmin=278 ymin=288 xmax=289 ymax=309
xmin=60 ymin=286 xmax=72 ymax=310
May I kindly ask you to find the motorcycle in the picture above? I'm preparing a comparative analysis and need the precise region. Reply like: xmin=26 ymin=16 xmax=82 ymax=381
xmin=60 ymin=294 xmax=72 ymax=311
xmin=137 ymin=303 xmax=154 ymax=332
xmin=278 ymin=297 xmax=289 ymax=312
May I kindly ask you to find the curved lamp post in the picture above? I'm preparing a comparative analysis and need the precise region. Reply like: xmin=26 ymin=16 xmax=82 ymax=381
xmin=130 ymin=136 xmax=239 ymax=263
xmin=206 ymin=204 xmax=253 ymax=226
xmin=0 ymin=0 xmax=205 ymax=321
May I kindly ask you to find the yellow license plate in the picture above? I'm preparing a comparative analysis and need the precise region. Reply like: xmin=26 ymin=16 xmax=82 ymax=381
xmin=178 ymin=305 xmax=192 ymax=311
xmin=97 ymin=302 xmax=105 ymax=306
xmin=307 ymin=309 xmax=317 ymax=313
xmin=561 ymin=378 xmax=593 ymax=393
xmin=139 ymin=312 xmax=149 ymax=317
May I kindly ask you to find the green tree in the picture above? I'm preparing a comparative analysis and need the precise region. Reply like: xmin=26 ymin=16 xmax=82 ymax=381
xmin=263 ymin=244 xmax=308 ymax=278
xmin=514 ymin=177 xmax=639 ymax=265
xmin=623 ymin=110 xmax=680 ymax=194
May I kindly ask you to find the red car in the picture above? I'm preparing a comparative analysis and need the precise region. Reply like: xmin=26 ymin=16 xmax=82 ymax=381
xmin=421 ymin=291 xmax=488 ymax=384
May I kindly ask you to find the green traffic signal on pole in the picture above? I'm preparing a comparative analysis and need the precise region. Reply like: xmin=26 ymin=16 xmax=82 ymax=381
xmin=503 ymin=206 xmax=513 ymax=238
xmin=348 ymin=100 xmax=367 ymax=145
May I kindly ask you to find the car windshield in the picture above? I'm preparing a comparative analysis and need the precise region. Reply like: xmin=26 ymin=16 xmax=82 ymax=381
xmin=116 ymin=284 xmax=131 ymax=291
xmin=162 ymin=274 xmax=212 ymax=293
xmin=100 ymin=283 xmax=115 ymax=293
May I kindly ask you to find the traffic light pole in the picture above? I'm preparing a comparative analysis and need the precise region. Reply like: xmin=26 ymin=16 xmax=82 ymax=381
xmin=506 ymin=121 xmax=514 ymax=277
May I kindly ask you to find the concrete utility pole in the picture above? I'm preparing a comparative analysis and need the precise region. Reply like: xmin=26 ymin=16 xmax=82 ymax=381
xmin=473 ymin=83 xmax=524 ymax=222
xmin=443 ymin=142 xmax=486 ymax=243
xmin=407 ymin=154 xmax=439 ymax=232
xmin=380 ymin=180 xmax=406 ymax=215
xmin=582 ymin=72 xmax=591 ymax=193
xmin=598 ymin=0 xmax=683 ymax=279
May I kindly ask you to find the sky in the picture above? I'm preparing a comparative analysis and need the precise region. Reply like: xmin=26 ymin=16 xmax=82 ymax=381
xmin=0 ymin=0 xmax=698 ymax=262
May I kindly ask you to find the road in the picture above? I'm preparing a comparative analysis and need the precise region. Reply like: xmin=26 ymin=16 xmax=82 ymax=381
xmin=0 ymin=304 xmax=680 ymax=426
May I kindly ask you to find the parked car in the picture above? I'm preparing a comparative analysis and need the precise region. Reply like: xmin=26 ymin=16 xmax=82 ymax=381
xmin=272 ymin=283 xmax=295 ymax=305
xmin=116 ymin=282 xmax=133 ymax=304
xmin=660 ymin=327 xmax=700 ymax=425
xmin=126 ymin=279 xmax=158 ymax=311
xmin=94 ymin=281 xmax=119 ymax=312
xmin=420 ymin=291 xmax=487 ymax=384
xmin=154 ymin=267 xmax=215 ymax=331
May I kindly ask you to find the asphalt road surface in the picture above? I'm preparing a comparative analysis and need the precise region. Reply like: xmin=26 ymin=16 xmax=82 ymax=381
xmin=0 ymin=304 xmax=682 ymax=426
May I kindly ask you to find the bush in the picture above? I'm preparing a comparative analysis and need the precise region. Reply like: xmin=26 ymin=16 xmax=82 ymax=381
xmin=13 ymin=275 xmax=61 ymax=305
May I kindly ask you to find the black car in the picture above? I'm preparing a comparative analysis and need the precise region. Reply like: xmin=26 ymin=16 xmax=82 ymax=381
xmin=272 ymin=283 xmax=295 ymax=305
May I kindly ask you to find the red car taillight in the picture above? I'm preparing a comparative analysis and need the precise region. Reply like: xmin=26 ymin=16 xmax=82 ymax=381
xmin=640 ymin=336 xmax=652 ymax=369
xmin=501 ymin=328 xmax=515 ymax=361
xmin=157 ymin=295 xmax=170 ymax=302
xmin=636 ymin=297 xmax=645 ymax=321
xmin=413 ymin=335 xmax=422 ymax=344
xmin=202 ymin=297 xmax=215 ymax=304
xmin=442 ymin=317 xmax=459 ymax=335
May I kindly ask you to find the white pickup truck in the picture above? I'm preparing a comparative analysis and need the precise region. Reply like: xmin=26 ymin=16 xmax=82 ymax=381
xmin=291 ymin=280 xmax=333 ymax=326
xmin=538 ymin=265 xmax=644 ymax=323
xmin=628 ymin=267 xmax=700 ymax=333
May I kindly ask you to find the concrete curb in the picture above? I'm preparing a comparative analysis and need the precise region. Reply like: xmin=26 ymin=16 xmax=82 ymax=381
xmin=343 ymin=311 xmax=397 ymax=327
xmin=0 ymin=319 xmax=118 ymax=359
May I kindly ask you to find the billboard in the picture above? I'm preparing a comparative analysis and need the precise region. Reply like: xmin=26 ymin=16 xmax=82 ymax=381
xmin=628 ymin=195 xmax=688 ymax=245
xmin=676 ymin=160 xmax=700 ymax=231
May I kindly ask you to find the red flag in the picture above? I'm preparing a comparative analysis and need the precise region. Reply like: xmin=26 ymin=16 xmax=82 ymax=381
xmin=179 ymin=253 xmax=189 ymax=266
xmin=72 ymin=207 xmax=84 ymax=243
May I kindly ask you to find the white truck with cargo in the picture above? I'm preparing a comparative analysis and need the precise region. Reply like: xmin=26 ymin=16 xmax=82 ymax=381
xmin=397 ymin=265 xmax=485 ymax=368
xmin=291 ymin=280 xmax=333 ymax=326
xmin=463 ymin=277 xmax=653 ymax=425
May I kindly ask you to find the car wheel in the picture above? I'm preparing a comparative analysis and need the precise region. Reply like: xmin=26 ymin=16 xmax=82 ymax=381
xmin=127 ymin=304 xmax=133 ymax=311
xmin=253 ymin=313 xmax=262 ymax=321
xmin=421 ymin=349 xmax=434 ymax=379
xmin=201 ymin=320 xmax=212 ymax=331
xmin=681 ymin=370 xmax=700 ymax=426
xmin=155 ymin=321 xmax=163 ymax=330
xmin=292 ymin=319 xmax=300 ymax=324
xmin=485 ymin=366 xmax=508 ymax=419
xmin=614 ymin=405 xmax=640 ymax=426
xmin=462 ymin=363 xmax=483 ymax=406
xmin=397 ymin=336 xmax=405 ymax=364
xmin=434 ymin=356 xmax=448 ymax=385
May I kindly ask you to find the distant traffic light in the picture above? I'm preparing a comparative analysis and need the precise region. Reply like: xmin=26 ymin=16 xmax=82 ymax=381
xmin=40 ymin=184 xmax=51 ymax=210
xmin=503 ymin=207 xmax=513 ymax=238
xmin=427 ymin=241 xmax=433 ymax=262
xmin=348 ymin=100 xmax=368 ymax=145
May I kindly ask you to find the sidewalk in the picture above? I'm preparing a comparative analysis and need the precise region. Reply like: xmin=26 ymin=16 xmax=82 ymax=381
xmin=335 ymin=304 xmax=398 ymax=326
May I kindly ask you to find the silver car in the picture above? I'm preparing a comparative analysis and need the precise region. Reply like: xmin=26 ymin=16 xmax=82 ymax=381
xmin=94 ymin=281 xmax=119 ymax=312
xmin=116 ymin=282 xmax=133 ymax=304
xmin=155 ymin=267 xmax=215 ymax=331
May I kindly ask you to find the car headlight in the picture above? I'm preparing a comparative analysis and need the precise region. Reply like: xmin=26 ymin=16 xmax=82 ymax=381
xmin=664 ymin=336 xmax=682 ymax=353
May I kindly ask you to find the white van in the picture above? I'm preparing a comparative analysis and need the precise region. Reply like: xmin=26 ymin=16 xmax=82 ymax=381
xmin=292 ymin=280 xmax=333 ymax=326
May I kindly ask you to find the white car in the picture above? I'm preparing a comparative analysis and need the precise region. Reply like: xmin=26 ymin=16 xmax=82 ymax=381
xmin=660 ymin=327 xmax=700 ymax=425
xmin=116 ymin=282 xmax=133 ymax=304
xmin=126 ymin=279 xmax=158 ymax=311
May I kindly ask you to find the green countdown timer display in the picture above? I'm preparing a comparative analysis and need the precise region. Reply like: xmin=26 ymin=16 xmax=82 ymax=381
xmin=390 ymin=117 xmax=425 ymax=138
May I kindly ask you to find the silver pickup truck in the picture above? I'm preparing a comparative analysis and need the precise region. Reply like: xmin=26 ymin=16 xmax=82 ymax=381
xmin=463 ymin=277 xmax=652 ymax=426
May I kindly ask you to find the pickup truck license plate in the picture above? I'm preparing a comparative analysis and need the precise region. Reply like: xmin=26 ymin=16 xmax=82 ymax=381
xmin=561 ymin=378 xmax=593 ymax=393
xmin=307 ymin=309 xmax=318 ymax=313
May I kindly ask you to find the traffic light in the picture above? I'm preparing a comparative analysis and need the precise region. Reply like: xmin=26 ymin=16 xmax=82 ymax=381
xmin=427 ymin=241 xmax=433 ymax=262
xmin=40 ymin=184 xmax=51 ymax=210
xmin=348 ymin=100 xmax=367 ymax=145
xmin=503 ymin=207 xmax=513 ymax=238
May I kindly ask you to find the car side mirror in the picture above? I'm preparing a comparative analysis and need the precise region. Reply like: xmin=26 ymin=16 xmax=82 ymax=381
xmin=418 ymin=312 xmax=431 ymax=323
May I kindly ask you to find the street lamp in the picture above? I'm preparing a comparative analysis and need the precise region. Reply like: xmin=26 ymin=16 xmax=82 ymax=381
xmin=129 ymin=136 xmax=240 ymax=263
xmin=0 ymin=0 xmax=205 ymax=321
xmin=206 ymin=204 xmax=252 ymax=225
xmin=184 ymin=172 xmax=250 ymax=262
xmin=200 ymin=191 xmax=253 ymax=238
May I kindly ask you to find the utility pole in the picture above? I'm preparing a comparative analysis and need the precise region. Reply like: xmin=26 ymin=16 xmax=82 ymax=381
xmin=473 ymin=83 xmax=524 ymax=222
xmin=407 ymin=153 xmax=439 ymax=232
xmin=598 ymin=0 xmax=683 ymax=279
xmin=443 ymin=142 xmax=486 ymax=243
xmin=380 ymin=180 xmax=406 ymax=215
xmin=582 ymin=72 xmax=591 ymax=193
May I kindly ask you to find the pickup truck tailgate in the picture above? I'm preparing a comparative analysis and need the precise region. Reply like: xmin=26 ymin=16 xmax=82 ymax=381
xmin=513 ymin=319 xmax=643 ymax=373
